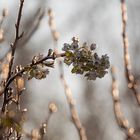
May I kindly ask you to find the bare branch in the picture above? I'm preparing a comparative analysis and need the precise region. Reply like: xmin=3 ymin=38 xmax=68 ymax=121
xmin=2 ymin=0 xmax=25 ymax=113
xmin=120 ymin=0 xmax=140 ymax=105
xmin=8 ymin=0 xmax=24 ymax=77
xmin=111 ymin=66 xmax=140 ymax=140
xmin=60 ymin=71 xmax=87 ymax=140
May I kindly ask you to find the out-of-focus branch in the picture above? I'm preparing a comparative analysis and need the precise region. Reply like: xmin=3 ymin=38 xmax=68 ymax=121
xmin=120 ymin=0 xmax=140 ymax=105
xmin=25 ymin=102 xmax=57 ymax=140
xmin=60 ymin=71 xmax=87 ymax=140
xmin=0 ymin=8 xmax=8 ymax=28
xmin=0 ymin=8 xmax=8 ymax=42
xmin=111 ymin=67 xmax=139 ymax=140
xmin=20 ymin=8 xmax=45 ymax=46
xmin=47 ymin=8 xmax=87 ymax=140
xmin=48 ymin=8 xmax=59 ymax=46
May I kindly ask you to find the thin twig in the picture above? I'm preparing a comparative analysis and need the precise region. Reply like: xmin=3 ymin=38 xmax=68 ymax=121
xmin=2 ymin=0 xmax=25 ymax=113
xmin=111 ymin=66 xmax=140 ymax=140
xmin=0 ymin=7 xmax=45 ymax=64
xmin=7 ymin=0 xmax=24 ymax=79
xmin=120 ymin=0 xmax=140 ymax=105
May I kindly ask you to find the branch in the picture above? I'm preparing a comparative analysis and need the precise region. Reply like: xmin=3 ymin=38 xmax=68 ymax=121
xmin=0 ymin=52 xmax=65 ymax=97
xmin=111 ymin=67 xmax=140 ymax=140
xmin=120 ymin=0 xmax=140 ymax=105
xmin=1 ymin=0 xmax=25 ymax=113
xmin=7 ymin=0 xmax=24 ymax=80
xmin=60 ymin=73 xmax=87 ymax=140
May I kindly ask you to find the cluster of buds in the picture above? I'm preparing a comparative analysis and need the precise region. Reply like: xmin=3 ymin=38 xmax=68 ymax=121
xmin=25 ymin=53 xmax=54 ymax=80
xmin=62 ymin=37 xmax=110 ymax=80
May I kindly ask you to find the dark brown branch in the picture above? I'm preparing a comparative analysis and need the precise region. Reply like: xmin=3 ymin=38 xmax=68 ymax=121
xmin=8 ymin=0 xmax=24 ymax=77
xmin=15 ymin=0 xmax=24 ymax=40
xmin=111 ymin=67 xmax=140 ymax=140
xmin=1 ymin=0 xmax=25 ymax=113
xmin=120 ymin=0 xmax=140 ymax=105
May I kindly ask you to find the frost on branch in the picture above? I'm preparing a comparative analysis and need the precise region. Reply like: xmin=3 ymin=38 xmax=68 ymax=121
xmin=62 ymin=37 xmax=110 ymax=80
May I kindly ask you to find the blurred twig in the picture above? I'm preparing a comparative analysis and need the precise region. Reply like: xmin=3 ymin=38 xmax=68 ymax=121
xmin=120 ymin=0 xmax=140 ymax=105
xmin=0 ymin=8 xmax=8 ymax=28
xmin=111 ymin=66 xmax=139 ymax=140
xmin=47 ymin=8 xmax=59 ymax=48
xmin=24 ymin=102 xmax=57 ymax=140
xmin=60 ymin=70 xmax=87 ymax=140
xmin=20 ymin=7 xmax=45 ymax=46
xmin=0 ymin=8 xmax=8 ymax=42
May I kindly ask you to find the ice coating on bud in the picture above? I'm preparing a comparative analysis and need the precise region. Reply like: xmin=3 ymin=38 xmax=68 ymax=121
xmin=62 ymin=37 xmax=110 ymax=80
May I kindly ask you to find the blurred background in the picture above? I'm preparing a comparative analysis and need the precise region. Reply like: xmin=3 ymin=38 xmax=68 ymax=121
xmin=0 ymin=0 xmax=140 ymax=140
